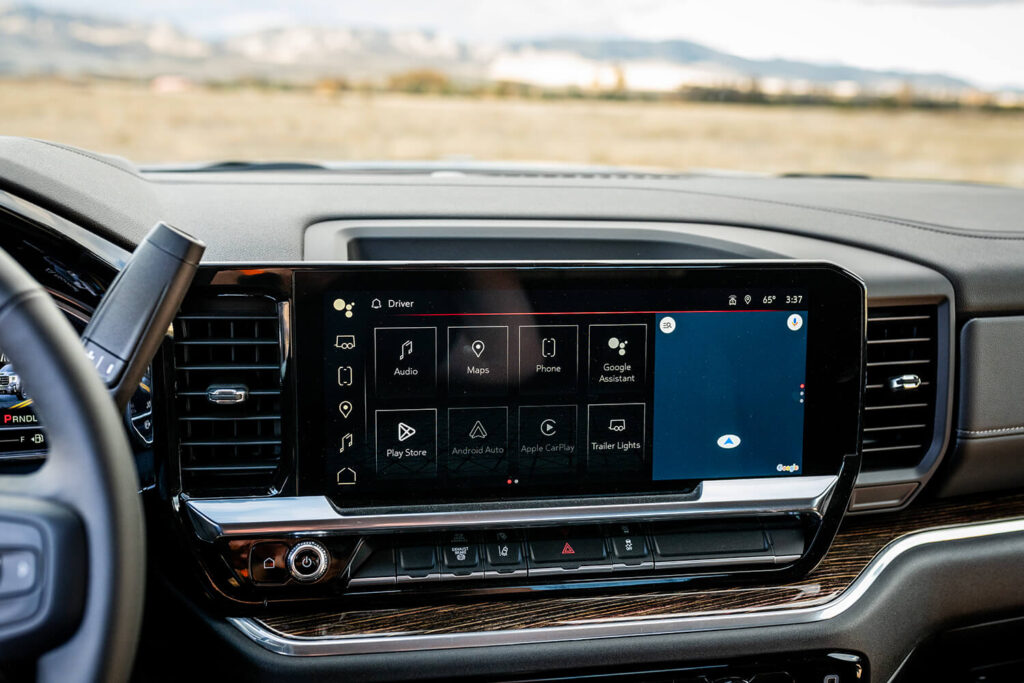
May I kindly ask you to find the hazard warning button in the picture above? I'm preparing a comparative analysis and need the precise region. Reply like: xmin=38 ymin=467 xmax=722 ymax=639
xmin=527 ymin=528 xmax=608 ymax=568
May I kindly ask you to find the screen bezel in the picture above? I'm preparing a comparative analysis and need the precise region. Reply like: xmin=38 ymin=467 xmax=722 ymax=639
xmin=292 ymin=261 xmax=865 ymax=507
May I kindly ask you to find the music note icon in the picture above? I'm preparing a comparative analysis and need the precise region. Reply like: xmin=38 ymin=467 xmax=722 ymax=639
xmin=399 ymin=339 xmax=413 ymax=360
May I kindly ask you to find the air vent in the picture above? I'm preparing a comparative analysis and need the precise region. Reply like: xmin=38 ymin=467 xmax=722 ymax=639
xmin=173 ymin=294 xmax=284 ymax=497
xmin=861 ymin=305 xmax=939 ymax=471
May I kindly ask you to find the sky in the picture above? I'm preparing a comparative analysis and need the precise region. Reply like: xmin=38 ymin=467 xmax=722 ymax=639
xmin=20 ymin=0 xmax=1024 ymax=89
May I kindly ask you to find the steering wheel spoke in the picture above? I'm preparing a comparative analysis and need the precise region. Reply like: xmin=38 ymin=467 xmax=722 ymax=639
xmin=0 ymin=481 xmax=86 ymax=661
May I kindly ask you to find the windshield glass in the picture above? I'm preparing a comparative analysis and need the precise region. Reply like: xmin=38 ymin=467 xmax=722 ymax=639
xmin=2 ymin=1 xmax=1022 ymax=185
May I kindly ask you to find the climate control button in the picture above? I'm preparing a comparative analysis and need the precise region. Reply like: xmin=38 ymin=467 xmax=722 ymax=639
xmin=286 ymin=541 xmax=329 ymax=582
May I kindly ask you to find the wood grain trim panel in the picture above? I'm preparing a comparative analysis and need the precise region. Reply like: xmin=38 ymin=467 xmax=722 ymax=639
xmin=256 ymin=492 xmax=1024 ymax=639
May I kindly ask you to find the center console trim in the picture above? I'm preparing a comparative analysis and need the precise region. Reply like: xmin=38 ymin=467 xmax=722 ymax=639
xmin=185 ymin=474 xmax=839 ymax=542
xmin=226 ymin=514 xmax=1024 ymax=656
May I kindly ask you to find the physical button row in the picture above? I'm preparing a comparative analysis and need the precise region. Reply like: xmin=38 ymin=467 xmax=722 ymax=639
xmin=348 ymin=522 xmax=806 ymax=587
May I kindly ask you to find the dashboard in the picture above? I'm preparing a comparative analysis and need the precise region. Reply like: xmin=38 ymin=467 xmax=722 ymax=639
xmin=5 ymin=136 xmax=1024 ymax=682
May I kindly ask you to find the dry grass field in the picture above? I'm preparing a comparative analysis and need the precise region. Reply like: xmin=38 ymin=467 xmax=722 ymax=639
xmin=2 ymin=80 xmax=1023 ymax=186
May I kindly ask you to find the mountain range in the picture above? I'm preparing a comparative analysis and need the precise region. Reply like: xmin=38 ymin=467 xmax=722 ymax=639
xmin=0 ymin=4 xmax=982 ymax=96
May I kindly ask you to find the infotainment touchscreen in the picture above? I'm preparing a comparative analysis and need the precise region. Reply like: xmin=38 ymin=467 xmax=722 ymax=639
xmin=293 ymin=263 xmax=864 ymax=506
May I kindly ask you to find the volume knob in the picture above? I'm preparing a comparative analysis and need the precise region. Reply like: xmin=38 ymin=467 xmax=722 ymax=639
xmin=286 ymin=541 xmax=329 ymax=583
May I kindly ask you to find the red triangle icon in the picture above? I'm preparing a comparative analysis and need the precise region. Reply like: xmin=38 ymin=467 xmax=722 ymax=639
xmin=561 ymin=542 xmax=575 ymax=555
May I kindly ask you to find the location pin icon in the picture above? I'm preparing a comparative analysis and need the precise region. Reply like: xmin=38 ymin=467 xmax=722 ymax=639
xmin=339 ymin=401 xmax=353 ymax=419
xmin=471 ymin=340 xmax=485 ymax=358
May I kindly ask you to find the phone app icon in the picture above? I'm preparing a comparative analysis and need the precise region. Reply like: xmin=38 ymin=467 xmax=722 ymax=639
xmin=541 ymin=337 xmax=557 ymax=358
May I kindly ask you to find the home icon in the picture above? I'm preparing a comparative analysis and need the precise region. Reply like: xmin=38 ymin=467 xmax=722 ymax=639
xmin=263 ymin=558 xmax=275 ymax=569
xmin=371 ymin=298 xmax=382 ymax=309
xmin=337 ymin=467 xmax=357 ymax=485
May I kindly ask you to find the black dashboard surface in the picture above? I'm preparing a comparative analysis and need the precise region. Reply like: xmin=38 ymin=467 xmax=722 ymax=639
xmin=1 ymin=136 xmax=1023 ymax=316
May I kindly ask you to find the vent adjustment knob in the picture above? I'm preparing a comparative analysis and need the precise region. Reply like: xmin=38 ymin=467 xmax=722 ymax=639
xmin=888 ymin=374 xmax=923 ymax=391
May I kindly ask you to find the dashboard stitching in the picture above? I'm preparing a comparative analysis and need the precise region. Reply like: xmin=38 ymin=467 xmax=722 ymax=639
xmin=146 ymin=177 xmax=1024 ymax=240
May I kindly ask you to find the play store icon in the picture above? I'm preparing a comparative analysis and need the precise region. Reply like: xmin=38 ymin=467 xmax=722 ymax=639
xmin=397 ymin=422 xmax=417 ymax=442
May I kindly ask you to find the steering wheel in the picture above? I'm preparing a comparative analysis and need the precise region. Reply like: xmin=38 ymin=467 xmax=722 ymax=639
xmin=0 ymin=246 xmax=145 ymax=682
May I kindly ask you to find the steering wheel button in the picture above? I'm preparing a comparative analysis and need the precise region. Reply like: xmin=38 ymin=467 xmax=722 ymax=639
xmin=0 ymin=550 xmax=38 ymax=596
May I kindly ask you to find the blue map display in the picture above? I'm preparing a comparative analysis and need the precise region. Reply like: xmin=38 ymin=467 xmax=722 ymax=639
xmin=652 ymin=311 xmax=807 ymax=480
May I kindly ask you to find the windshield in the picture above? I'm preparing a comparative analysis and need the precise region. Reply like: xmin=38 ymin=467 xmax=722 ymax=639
xmin=2 ymin=1 xmax=1022 ymax=185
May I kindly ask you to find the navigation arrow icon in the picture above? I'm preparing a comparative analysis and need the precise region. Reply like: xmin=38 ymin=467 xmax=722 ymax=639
xmin=716 ymin=433 xmax=741 ymax=449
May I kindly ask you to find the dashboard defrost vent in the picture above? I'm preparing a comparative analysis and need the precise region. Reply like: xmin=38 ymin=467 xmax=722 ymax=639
xmin=173 ymin=295 xmax=283 ymax=497
xmin=861 ymin=305 xmax=939 ymax=471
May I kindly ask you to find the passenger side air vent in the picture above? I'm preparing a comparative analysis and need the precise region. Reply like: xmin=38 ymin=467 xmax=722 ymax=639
xmin=861 ymin=305 xmax=939 ymax=471
xmin=173 ymin=294 xmax=284 ymax=497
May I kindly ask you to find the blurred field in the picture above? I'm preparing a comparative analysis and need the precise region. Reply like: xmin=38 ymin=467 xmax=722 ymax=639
xmin=2 ymin=80 xmax=1023 ymax=186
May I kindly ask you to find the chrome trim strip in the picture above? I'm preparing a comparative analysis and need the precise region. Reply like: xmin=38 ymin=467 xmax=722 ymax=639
xmin=185 ymin=475 xmax=838 ymax=542
xmin=277 ymin=300 xmax=291 ymax=383
xmin=610 ymin=561 xmax=653 ymax=573
xmin=227 ymin=516 xmax=1024 ymax=657
xmin=652 ymin=553 xmax=797 ymax=570
xmin=527 ymin=565 xmax=614 ymax=577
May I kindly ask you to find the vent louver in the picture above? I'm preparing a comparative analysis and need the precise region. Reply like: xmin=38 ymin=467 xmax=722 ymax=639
xmin=861 ymin=305 xmax=939 ymax=471
xmin=173 ymin=294 xmax=283 ymax=497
